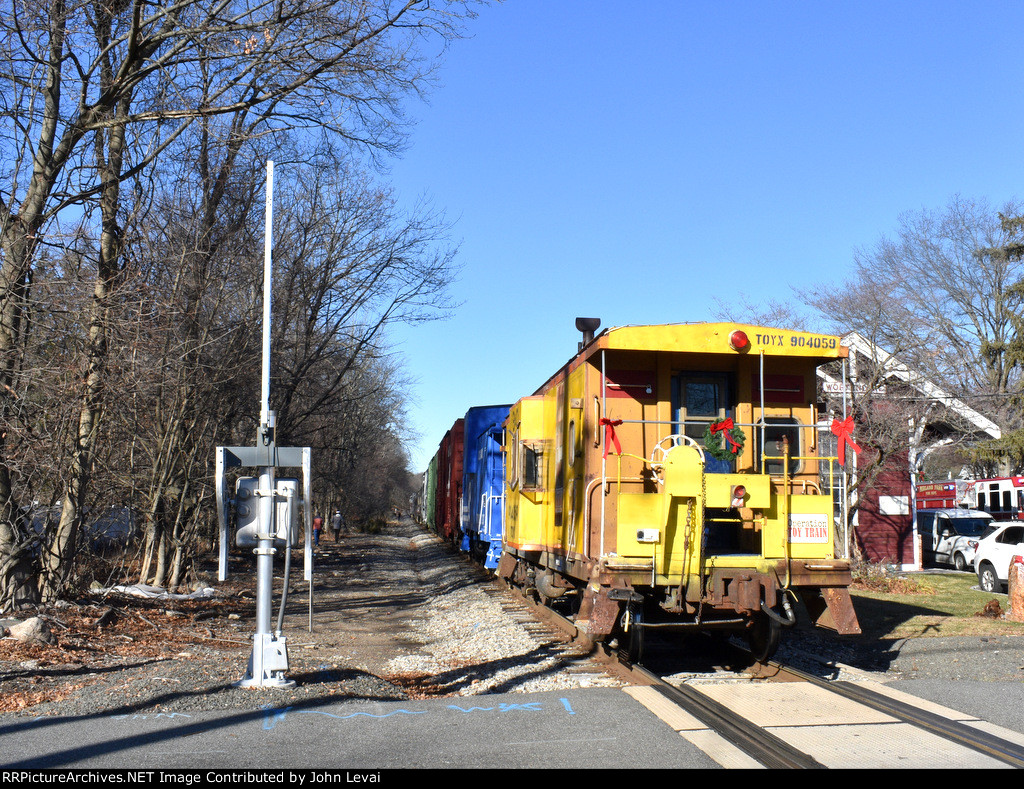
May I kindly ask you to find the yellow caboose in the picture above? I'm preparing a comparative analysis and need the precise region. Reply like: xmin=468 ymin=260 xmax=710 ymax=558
xmin=498 ymin=320 xmax=860 ymax=661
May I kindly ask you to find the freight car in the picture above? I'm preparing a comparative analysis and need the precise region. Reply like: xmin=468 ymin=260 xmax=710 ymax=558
xmin=496 ymin=320 xmax=861 ymax=662
xmin=460 ymin=405 xmax=512 ymax=568
xmin=432 ymin=419 xmax=465 ymax=544
xmin=422 ymin=406 xmax=511 ymax=561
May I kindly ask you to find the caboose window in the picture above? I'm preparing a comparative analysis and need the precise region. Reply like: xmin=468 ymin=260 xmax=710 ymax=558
xmin=756 ymin=417 xmax=802 ymax=476
xmin=671 ymin=373 xmax=735 ymax=473
xmin=686 ymin=381 xmax=720 ymax=416
xmin=672 ymin=373 xmax=732 ymax=441
xmin=509 ymin=425 xmax=520 ymax=489
xmin=522 ymin=442 xmax=543 ymax=490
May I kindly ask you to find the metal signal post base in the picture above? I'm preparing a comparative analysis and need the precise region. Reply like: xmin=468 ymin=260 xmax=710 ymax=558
xmin=236 ymin=634 xmax=296 ymax=689
xmin=235 ymin=528 xmax=296 ymax=689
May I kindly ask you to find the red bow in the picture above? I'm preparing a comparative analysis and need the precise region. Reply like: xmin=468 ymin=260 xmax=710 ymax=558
xmin=831 ymin=416 xmax=862 ymax=465
xmin=710 ymin=418 xmax=741 ymax=453
xmin=600 ymin=418 xmax=622 ymax=458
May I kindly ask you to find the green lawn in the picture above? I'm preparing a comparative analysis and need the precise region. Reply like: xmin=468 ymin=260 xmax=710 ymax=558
xmin=849 ymin=572 xmax=1024 ymax=639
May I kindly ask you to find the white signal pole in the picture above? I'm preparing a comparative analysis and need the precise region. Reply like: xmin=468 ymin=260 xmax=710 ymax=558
xmin=214 ymin=162 xmax=314 ymax=690
xmin=261 ymin=161 xmax=274 ymax=441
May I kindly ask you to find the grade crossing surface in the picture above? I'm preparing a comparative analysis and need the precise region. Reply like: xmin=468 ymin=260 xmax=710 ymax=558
xmin=627 ymin=677 xmax=1024 ymax=769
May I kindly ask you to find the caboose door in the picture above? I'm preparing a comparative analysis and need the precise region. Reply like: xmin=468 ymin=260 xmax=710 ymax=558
xmin=671 ymin=372 xmax=734 ymax=473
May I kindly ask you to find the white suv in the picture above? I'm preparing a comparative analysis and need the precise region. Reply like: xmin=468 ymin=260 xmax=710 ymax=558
xmin=974 ymin=523 xmax=1024 ymax=593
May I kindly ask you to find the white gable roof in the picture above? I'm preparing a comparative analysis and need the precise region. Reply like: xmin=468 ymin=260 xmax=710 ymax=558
xmin=819 ymin=331 xmax=1001 ymax=440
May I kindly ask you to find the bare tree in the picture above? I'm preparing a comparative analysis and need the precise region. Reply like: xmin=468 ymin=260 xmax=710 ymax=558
xmin=126 ymin=150 xmax=263 ymax=589
xmin=0 ymin=0 xmax=482 ymax=609
xmin=269 ymin=162 xmax=458 ymax=441
xmin=804 ymin=196 xmax=1024 ymax=420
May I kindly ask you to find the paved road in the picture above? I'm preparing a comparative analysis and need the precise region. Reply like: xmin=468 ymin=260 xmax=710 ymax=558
xmin=0 ymin=688 xmax=718 ymax=770
xmin=4 ymin=679 xmax=1024 ymax=771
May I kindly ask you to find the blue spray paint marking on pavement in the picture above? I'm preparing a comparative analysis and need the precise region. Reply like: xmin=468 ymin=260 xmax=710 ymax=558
xmin=560 ymin=698 xmax=575 ymax=715
xmin=446 ymin=702 xmax=544 ymax=713
xmin=446 ymin=708 xmax=548 ymax=712
xmin=262 ymin=706 xmax=291 ymax=731
xmin=298 ymin=709 xmax=428 ymax=720
xmin=262 ymin=706 xmax=427 ymax=730
xmin=498 ymin=702 xmax=543 ymax=712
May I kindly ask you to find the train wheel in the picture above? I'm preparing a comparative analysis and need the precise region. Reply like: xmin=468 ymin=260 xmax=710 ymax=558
xmin=747 ymin=612 xmax=781 ymax=662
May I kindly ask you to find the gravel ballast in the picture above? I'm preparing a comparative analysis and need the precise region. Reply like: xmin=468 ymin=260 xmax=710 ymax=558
xmin=0 ymin=520 xmax=622 ymax=718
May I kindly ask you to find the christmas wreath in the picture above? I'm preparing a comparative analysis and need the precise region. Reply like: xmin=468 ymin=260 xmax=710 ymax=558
xmin=703 ymin=418 xmax=745 ymax=462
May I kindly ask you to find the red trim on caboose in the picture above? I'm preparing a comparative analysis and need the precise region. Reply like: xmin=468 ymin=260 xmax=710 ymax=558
xmin=751 ymin=374 xmax=806 ymax=404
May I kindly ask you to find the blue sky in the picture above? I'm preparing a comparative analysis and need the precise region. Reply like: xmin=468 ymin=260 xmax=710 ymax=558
xmin=385 ymin=1 xmax=1024 ymax=471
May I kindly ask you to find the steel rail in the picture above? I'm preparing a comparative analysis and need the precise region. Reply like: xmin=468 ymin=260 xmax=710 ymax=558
xmin=628 ymin=663 xmax=824 ymax=769
xmin=774 ymin=663 xmax=1024 ymax=769
xmin=503 ymin=581 xmax=824 ymax=769
xmin=499 ymin=576 xmax=823 ymax=767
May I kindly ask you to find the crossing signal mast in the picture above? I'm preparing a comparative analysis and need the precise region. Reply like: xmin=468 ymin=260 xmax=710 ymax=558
xmin=214 ymin=162 xmax=313 ymax=689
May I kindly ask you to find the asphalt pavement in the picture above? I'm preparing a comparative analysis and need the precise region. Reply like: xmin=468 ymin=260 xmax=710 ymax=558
xmin=0 ymin=688 xmax=719 ymax=770
xmin=4 ymin=677 xmax=1024 ymax=771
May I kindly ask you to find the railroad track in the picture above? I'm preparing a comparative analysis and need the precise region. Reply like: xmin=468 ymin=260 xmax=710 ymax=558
xmin=476 ymin=579 xmax=624 ymax=685
xmin=644 ymin=656 xmax=1024 ymax=768
xmin=497 ymin=577 xmax=1024 ymax=769
xmin=765 ymin=661 xmax=1024 ymax=768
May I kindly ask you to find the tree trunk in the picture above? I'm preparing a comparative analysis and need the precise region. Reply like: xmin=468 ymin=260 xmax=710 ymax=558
xmin=41 ymin=105 xmax=128 ymax=601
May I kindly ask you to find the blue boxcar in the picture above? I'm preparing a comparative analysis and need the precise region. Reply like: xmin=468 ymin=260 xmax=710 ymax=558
xmin=460 ymin=404 xmax=511 ymax=569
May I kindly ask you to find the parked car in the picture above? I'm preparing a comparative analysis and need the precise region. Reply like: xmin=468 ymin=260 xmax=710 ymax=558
xmin=916 ymin=508 xmax=995 ymax=570
xmin=974 ymin=523 xmax=1024 ymax=593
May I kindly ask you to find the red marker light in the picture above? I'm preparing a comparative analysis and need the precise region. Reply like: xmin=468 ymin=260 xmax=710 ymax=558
xmin=729 ymin=330 xmax=750 ymax=351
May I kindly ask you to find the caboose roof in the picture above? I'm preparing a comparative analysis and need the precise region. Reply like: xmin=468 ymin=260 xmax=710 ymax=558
xmin=585 ymin=323 xmax=848 ymax=362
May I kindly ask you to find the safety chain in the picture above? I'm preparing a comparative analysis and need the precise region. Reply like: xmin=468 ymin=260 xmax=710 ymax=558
xmin=694 ymin=463 xmax=708 ymax=623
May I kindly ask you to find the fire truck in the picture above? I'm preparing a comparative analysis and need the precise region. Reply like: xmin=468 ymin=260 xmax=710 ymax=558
xmin=916 ymin=478 xmax=1024 ymax=520
xmin=915 ymin=480 xmax=971 ymax=509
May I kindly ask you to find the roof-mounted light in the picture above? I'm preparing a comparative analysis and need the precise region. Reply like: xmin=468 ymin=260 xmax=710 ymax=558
xmin=729 ymin=330 xmax=750 ymax=352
